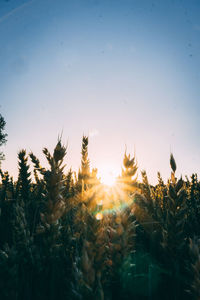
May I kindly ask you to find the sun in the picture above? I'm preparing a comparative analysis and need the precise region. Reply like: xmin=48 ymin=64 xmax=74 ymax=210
xmin=98 ymin=165 xmax=118 ymax=187
xmin=101 ymin=173 xmax=116 ymax=186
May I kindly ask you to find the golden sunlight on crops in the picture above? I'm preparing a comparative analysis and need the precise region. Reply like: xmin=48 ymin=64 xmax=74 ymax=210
xmin=1 ymin=134 xmax=199 ymax=300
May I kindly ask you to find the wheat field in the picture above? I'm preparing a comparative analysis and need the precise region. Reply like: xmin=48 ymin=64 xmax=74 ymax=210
xmin=0 ymin=135 xmax=200 ymax=300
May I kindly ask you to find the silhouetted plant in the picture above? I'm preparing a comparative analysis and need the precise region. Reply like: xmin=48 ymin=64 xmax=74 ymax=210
xmin=0 ymin=113 xmax=7 ymax=162
xmin=0 ymin=138 xmax=200 ymax=300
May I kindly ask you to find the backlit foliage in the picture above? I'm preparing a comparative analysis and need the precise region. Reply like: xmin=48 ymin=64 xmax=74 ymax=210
xmin=0 ymin=136 xmax=200 ymax=299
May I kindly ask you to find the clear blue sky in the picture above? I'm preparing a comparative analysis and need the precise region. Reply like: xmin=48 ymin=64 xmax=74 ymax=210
xmin=0 ymin=0 xmax=200 ymax=183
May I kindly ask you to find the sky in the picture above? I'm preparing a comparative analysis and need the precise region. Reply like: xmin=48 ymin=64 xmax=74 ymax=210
xmin=0 ymin=0 xmax=200 ymax=183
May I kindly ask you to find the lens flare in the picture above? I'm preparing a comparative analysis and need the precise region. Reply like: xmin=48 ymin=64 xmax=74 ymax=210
xmin=96 ymin=212 xmax=103 ymax=220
